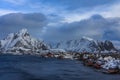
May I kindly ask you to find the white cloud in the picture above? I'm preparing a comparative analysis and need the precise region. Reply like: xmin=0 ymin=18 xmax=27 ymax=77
xmin=62 ymin=12 xmax=95 ymax=23
xmin=0 ymin=9 xmax=18 ymax=16
xmin=100 ymin=2 xmax=120 ymax=18
xmin=60 ymin=1 xmax=120 ymax=23
xmin=3 ymin=0 xmax=26 ymax=5
xmin=2 ymin=0 xmax=120 ymax=24
xmin=29 ymin=2 xmax=64 ymax=15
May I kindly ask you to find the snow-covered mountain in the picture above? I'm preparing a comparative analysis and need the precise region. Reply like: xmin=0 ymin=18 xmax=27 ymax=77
xmin=0 ymin=29 xmax=49 ymax=54
xmin=50 ymin=36 xmax=117 ymax=53
xmin=0 ymin=29 xmax=117 ymax=54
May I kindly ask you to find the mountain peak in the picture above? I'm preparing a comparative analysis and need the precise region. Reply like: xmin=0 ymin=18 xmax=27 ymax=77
xmin=20 ymin=28 xmax=28 ymax=33
xmin=0 ymin=28 xmax=49 ymax=53
xmin=18 ymin=28 xmax=29 ymax=37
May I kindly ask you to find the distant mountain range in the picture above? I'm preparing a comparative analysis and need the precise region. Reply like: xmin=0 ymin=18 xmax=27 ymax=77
xmin=0 ymin=29 xmax=118 ymax=54
xmin=50 ymin=36 xmax=117 ymax=53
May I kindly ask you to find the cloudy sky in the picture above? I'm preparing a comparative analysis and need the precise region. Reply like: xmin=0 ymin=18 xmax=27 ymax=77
xmin=0 ymin=0 xmax=120 ymax=47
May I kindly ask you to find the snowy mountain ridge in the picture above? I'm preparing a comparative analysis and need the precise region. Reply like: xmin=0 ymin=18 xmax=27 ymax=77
xmin=50 ymin=37 xmax=117 ymax=53
xmin=0 ymin=29 xmax=118 ymax=54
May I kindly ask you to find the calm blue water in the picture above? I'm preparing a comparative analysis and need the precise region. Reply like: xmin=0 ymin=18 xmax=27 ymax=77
xmin=0 ymin=54 xmax=120 ymax=80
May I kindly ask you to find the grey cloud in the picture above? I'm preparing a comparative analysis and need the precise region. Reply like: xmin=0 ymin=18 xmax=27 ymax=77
xmin=0 ymin=13 xmax=47 ymax=39
xmin=42 ymin=14 xmax=120 ymax=42
xmin=1 ymin=13 xmax=120 ymax=43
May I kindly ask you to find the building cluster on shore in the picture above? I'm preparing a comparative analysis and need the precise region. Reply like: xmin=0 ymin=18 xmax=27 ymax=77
xmin=40 ymin=52 xmax=120 ymax=74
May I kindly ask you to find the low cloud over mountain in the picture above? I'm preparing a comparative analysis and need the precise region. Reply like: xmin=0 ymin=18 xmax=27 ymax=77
xmin=0 ymin=13 xmax=47 ymax=39
xmin=0 ymin=13 xmax=120 ymax=47
xmin=43 ymin=14 xmax=120 ymax=42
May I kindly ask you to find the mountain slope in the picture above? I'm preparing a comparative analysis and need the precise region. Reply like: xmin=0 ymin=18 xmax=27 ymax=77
xmin=50 ymin=36 xmax=116 ymax=53
xmin=0 ymin=29 xmax=49 ymax=54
